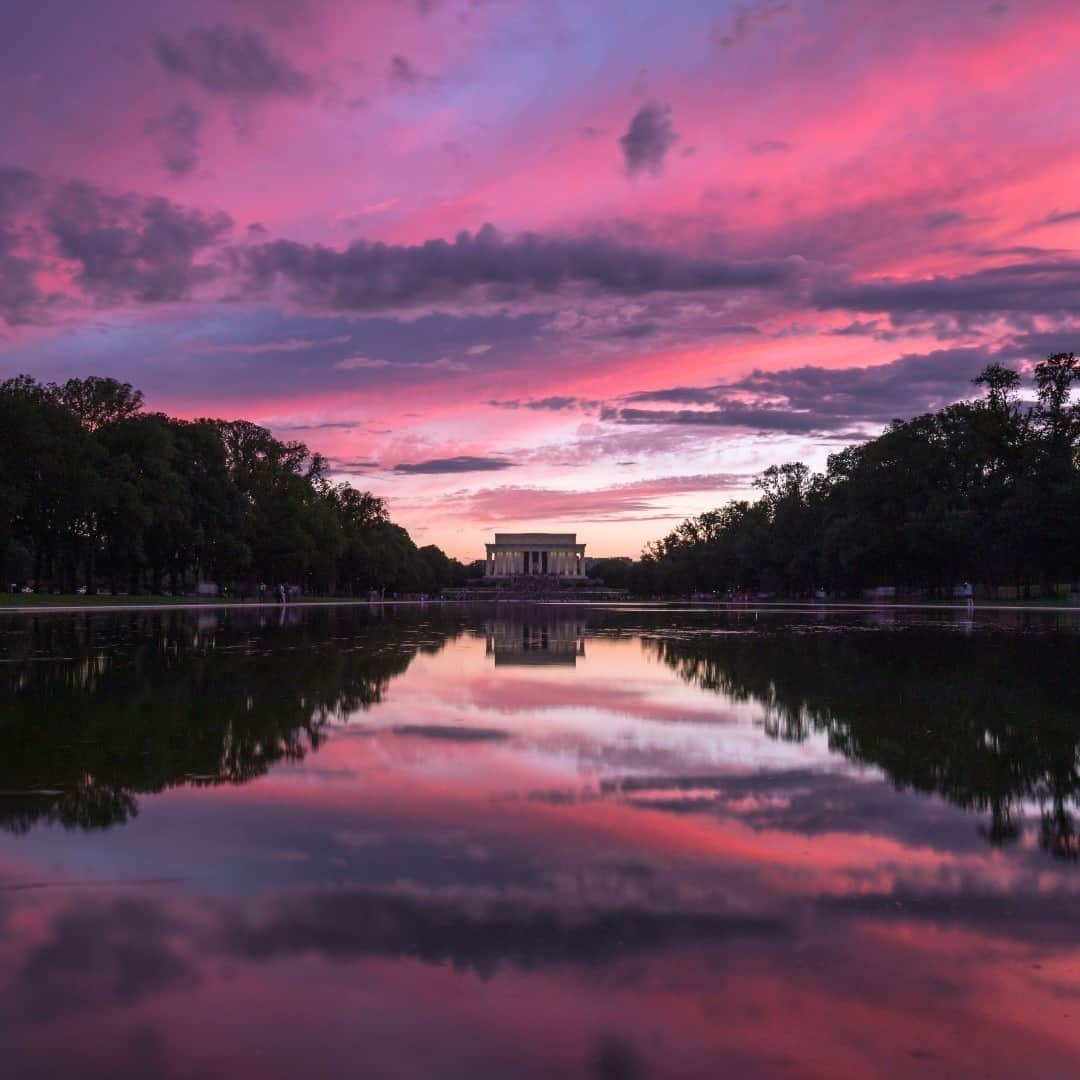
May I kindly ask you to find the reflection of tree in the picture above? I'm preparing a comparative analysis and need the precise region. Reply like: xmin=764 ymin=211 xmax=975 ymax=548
xmin=0 ymin=608 xmax=464 ymax=833
xmin=646 ymin=629 xmax=1080 ymax=858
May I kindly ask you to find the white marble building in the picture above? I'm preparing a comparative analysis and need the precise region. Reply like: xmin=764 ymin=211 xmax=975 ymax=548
xmin=484 ymin=533 xmax=586 ymax=578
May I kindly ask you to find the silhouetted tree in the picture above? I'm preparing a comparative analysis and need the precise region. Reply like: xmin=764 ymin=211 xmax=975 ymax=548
xmin=0 ymin=375 xmax=464 ymax=595
xmin=646 ymin=623 xmax=1080 ymax=859
xmin=635 ymin=355 xmax=1080 ymax=599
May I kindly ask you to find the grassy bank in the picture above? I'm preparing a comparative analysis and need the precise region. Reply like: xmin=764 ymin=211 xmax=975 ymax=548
xmin=0 ymin=593 xmax=387 ymax=610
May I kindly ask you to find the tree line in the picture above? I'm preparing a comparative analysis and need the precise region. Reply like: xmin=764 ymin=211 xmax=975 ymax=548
xmin=0 ymin=375 xmax=469 ymax=596
xmin=646 ymin=620 xmax=1079 ymax=858
xmin=0 ymin=606 xmax=470 ymax=831
xmin=623 ymin=353 xmax=1080 ymax=598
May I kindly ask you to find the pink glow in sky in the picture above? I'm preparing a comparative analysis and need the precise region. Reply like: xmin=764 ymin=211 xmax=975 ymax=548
xmin=3 ymin=0 xmax=1080 ymax=558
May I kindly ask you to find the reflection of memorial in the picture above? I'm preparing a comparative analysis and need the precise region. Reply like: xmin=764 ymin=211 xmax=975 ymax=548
xmin=485 ymin=619 xmax=587 ymax=666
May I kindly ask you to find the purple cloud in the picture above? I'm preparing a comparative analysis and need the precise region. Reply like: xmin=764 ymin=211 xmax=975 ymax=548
xmin=47 ymin=181 xmax=232 ymax=302
xmin=238 ymin=223 xmax=798 ymax=312
xmin=393 ymin=456 xmax=517 ymax=474
xmin=154 ymin=24 xmax=312 ymax=99
xmin=814 ymin=261 xmax=1080 ymax=320
xmin=620 ymin=104 xmax=679 ymax=176
xmin=612 ymin=347 xmax=999 ymax=434
xmin=145 ymin=102 xmax=203 ymax=178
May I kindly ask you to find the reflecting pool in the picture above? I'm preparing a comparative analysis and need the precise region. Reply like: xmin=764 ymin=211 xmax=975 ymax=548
xmin=0 ymin=604 xmax=1077 ymax=1077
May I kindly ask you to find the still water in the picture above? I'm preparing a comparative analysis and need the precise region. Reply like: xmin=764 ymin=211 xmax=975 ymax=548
xmin=0 ymin=604 xmax=1077 ymax=1078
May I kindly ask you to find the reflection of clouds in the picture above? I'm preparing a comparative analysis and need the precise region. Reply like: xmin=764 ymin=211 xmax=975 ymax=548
xmin=0 ymin=875 xmax=1076 ymax=1079
xmin=819 ymin=883 xmax=1080 ymax=942
xmin=222 ymin=885 xmax=790 ymax=978
xmin=18 ymin=897 xmax=199 ymax=1019
xmin=1 ymin=607 xmax=1079 ymax=1075
xmin=600 ymin=769 xmax=984 ymax=852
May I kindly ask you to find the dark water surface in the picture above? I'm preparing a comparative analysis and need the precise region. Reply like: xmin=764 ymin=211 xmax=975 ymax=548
xmin=1 ymin=604 xmax=1077 ymax=1078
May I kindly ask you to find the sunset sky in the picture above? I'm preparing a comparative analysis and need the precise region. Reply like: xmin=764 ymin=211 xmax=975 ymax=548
xmin=2 ymin=0 xmax=1079 ymax=559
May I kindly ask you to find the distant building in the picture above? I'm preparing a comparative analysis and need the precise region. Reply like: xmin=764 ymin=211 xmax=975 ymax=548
xmin=484 ymin=532 xmax=585 ymax=578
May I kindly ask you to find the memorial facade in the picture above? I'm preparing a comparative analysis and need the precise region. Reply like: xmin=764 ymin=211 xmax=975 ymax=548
xmin=484 ymin=533 xmax=586 ymax=578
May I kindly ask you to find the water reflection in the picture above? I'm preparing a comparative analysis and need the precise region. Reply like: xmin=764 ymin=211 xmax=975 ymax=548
xmin=486 ymin=614 xmax=587 ymax=666
xmin=0 ymin=607 xmax=466 ymax=832
xmin=645 ymin=627 xmax=1080 ymax=859
xmin=0 ymin=605 xmax=1077 ymax=1077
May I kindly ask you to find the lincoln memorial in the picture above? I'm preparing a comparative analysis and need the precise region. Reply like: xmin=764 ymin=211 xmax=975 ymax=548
xmin=484 ymin=533 xmax=586 ymax=578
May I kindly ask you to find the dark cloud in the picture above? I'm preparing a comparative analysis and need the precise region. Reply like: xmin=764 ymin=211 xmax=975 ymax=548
xmin=814 ymin=260 xmax=1080 ymax=320
xmin=972 ymin=245 xmax=1070 ymax=259
xmin=327 ymin=457 xmax=381 ymax=471
xmin=488 ymin=396 xmax=581 ymax=411
xmin=238 ymin=223 xmax=798 ymax=312
xmin=749 ymin=139 xmax=793 ymax=155
xmin=611 ymin=347 xmax=996 ymax=434
xmin=393 ymin=455 xmax=517 ymax=474
xmin=154 ymin=24 xmax=312 ymax=98
xmin=625 ymin=386 xmax=716 ymax=405
xmin=47 ymin=182 xmax=232 ymax=302
xmin=730 ymin=346 xmax=993 ymax=419
xmin=392 ymin=724 xmax=510 ymax=741
xmin=620 ymin=103 xmax=678 ymax=176
xmin=1034 ymin=208 xmax=1080 ymax=227
xmin=18 ymin=898 xmax=198 ymax=1019
xmin=276 ymin=420 xmax=360 ymax=431
xmin=145 ymin=102 xmax=203 ymax=177
xmin=528 ymin=395 xmax=580 ymax=410
xmin=0 ymin=167 xmax=45 ymax=324
xmin=827 ymin=319 xmax=882 ymax=336
xmin=0 ymin=246 xmax=41 ymax=325
xmin=923 ymin=210 xmax=968 ymax=230
xmin=615 ymin=404 xmax=839 ymax=433
xmin=712 ymin=2 xmax=791 ymax=48
xmin=389 ymin=54 xmax=420 ymax=85
xmin=225 ymin=886 xmax=789 ymax=976
xmin=0 ymin=166 xmax=39 ymax=217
